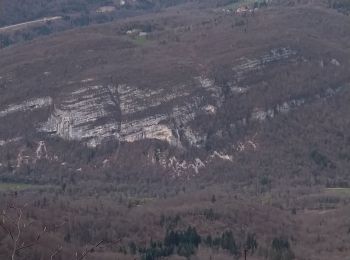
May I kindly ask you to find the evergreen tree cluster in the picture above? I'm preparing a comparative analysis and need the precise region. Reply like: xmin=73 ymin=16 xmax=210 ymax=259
xmin=139 ymin=226 xmax=201 ymax=260
xmin=328 ymin=0 xmax=350 ymax=10
xmin=270 ymin=237 xmax=295 ymax=260
xmin=132 ymin=227 xmax=259 ymax=259
xmin=253 ymin=1 xmax=268 ymax=9
xmin=204 ymin=230 xmax=239 ymax=255
xmin=204 ymin=231 xmax=258 ymax=257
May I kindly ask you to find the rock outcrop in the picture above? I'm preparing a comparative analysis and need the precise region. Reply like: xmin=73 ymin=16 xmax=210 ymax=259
xmin=0 ymin=97 xmax=52 ymax=118
xmin=38 ymin=75 xmax=223 ymax=148
xmin=40 ymin=85 xmax=120 ymax=147
xmin=232 ymin=47 xmax=297 ymax=83
xmin=0 ymin=41 xmax=347 ymax=177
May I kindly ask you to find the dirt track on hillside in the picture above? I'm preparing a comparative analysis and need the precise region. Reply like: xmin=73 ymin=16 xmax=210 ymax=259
xmin=0 ymin=16 xmax=62 ymax=33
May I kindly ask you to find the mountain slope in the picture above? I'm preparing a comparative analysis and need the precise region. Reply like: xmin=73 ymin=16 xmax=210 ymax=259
xmin=1 ymin=2 xmax=350 ymax=259
xmin=0 ymin=3 xmax=349 ymax=176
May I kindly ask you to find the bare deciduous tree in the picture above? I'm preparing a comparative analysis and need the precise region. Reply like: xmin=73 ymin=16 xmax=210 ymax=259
xmin=1 ymin=203 xmax=46 ymax=260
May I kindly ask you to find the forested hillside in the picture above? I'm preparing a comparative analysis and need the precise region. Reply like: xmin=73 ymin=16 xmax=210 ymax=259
xmin=1 ymin=0 xmax=350 ymax=259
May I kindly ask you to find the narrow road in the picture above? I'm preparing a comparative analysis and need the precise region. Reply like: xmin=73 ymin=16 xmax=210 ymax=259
xmin=0 ymin=16 xmax=62 ymax=33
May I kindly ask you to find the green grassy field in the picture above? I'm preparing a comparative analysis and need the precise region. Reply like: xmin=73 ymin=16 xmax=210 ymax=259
xmin=325 ymin=187 xmax=350 ymax=196
xmin=223 ymin=0 xmax=262 ymax=9
xmin=0 ymin=182 xmax=52 ymax=192
xmin=133 ymin=35 xmax=148 ymax=45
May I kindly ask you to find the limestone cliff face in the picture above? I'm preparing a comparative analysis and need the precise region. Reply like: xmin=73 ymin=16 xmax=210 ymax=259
xmin=39 ymin=85 xmax=120 ymax=147
xmin=117 ymin=83 xmax=191 ymax=115
xmin=0 ymin=45 xmax=347 ymax=175
xmin=0 ymin=47 xmax=307 ymax=150
xmin=120 ymin=115 xmax=176 ymax=144
xmin=39 ymin=75 xmax=221 ymax=147
xmin=1 ymin=47 xmax=342 ymax=154
xmin=0 ymin=97 xmax=52 ymax=118
xmin=232 ymin=47 xmax=297 ymax=83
